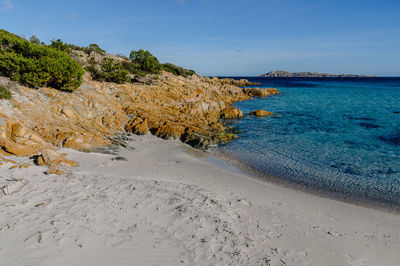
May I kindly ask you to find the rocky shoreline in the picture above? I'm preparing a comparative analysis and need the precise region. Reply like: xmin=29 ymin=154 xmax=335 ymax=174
xmin=0 ymin=70 xmax=278 ymax=174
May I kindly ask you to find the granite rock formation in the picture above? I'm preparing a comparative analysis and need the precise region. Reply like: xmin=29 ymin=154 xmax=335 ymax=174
xmin=0 ymin=66 xmax=278 ymax=171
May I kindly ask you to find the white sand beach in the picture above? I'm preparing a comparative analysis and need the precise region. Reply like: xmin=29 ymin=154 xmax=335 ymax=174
xmin=1 ymin=134 xmax=399 ymax=266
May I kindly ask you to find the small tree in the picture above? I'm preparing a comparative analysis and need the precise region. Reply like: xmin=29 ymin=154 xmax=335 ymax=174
xmin=129 ymin=49 xmax=161 ymax=74
xmin=29 ymin=35 xmax=41 ymax=44
xmin=88 ymin=43 xmax=105 ymax=55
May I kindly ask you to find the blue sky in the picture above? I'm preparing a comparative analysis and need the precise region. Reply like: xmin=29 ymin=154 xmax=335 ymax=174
xmin=1 ymin=0 xmax=399 ymax=76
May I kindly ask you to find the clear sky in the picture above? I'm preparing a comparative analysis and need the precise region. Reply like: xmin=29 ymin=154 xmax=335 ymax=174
xmin=1 ymin=0 xmax=399 ymax=76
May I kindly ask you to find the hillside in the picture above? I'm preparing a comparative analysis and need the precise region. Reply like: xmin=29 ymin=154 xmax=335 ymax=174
xmin=0 ymin=30 xmax=278 ymax=174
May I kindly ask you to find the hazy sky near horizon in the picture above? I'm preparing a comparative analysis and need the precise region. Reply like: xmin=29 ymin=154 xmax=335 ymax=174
xmin=1 ymin=0 xmax=399 ymax=76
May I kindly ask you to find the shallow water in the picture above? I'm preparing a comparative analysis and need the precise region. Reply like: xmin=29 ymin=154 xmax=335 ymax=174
xmin=219 ymin=77 xmax=400 ymax=207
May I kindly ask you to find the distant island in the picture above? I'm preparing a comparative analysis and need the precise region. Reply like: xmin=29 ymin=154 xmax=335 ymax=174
xmin=260 ymin=70 xmax=375 ymax=78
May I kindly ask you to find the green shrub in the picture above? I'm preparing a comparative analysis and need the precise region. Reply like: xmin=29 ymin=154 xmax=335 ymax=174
xmin=49 ymin=39 xmax=71 ymax=52
xmin=50 ymin=39 xmax=105 ymax=56
xmin=119 ymin=60 xmax=145 ymax=77
xmin=0 ymin=86 xmax=12 ymax=99
xmin=87 ymin=58 xmax=130 ymax=84
xmin=0 ymin=30 xmax=83 ymax=91
xmin=129 ymin=49 xmax=161 ymax=74
xmin=29 ymin=35 xmax=41 ymax=44
xmin=87 ymin=43 xmax=105 ymax=55
xmin=162 ymin=63 xmax=195 ymax=77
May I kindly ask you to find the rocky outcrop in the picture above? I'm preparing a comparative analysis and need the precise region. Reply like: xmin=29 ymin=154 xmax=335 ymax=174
xmin=153 ymin=122 xmax=185 ymax=140
xmin=0 ymin=68 xmax=279 ymax=170
xmin=0 ymin=138 xmax=37 ymax=156
xmin=0 ymin=121 xmax=78 ymax=173
xmin=260 ymin=70 xmax=375 ymax=78
xmin=249 ymin=109 xmax=274 ymax=117
xmin=125 ymin=117 xmax=149 ymax=135
xmin=206 ymin=77 xmax=259 ymax=87
xmin=180 ymin=127 xmax=215 ymax=150
xmin=243 ymin=87 xmax=280 ymax=97
xmin=220 ymin=107 xmax=243 ymax=119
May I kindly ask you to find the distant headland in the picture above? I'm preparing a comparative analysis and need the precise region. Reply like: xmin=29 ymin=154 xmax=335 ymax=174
xmin=259 ymin=70 xmax=376 ymax=78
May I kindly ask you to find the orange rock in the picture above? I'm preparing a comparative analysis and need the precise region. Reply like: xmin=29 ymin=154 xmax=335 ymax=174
xmin=0 ymin=138 xmax=37 ymax=156
xmin=220 ymin=107 xmax=243 ymax=119
xmin=249 ymin=109 xmax=275 ymax=117
xmin=125 ymin=117 xmax=149 ymax=135
xmin=62 ymin=133 xmax=110 ymax=151
xmin=41 ymin=149 xmax=79 ymax=167
xmin=46 ymin=166 xmax=65 ymax=175
xmin=243 ymin=87 xmax=280 ymax=97
xmin=154 ymin=122 xmax=185 ymax=140
xmin=9 ymin=123 xmax=52 ymax=150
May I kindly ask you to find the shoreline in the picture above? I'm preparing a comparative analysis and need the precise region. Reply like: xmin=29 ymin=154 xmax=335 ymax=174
xmin=1 ymin=134 xmax=400 ymax=265
xmin=216 ymin=76 xmax=400 ymax=213
xmin=208 ymin=148 xmax=400 ymax=214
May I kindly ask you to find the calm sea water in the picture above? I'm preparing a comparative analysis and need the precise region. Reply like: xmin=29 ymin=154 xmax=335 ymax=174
xmin=219 ymin=77 xmax=400 ymax=208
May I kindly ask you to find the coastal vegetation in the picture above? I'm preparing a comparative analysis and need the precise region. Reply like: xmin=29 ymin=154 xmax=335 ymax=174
xmin=0 ymin=29 xmax=196 ymax=88
xmin=0 ymin=86 xmax=12 ymax=99
xmin=86 ymin=58 xmax=130 ymax=84
xmin=49 ymin=39 xmax=105 ymax=55
xmin=129 ymin=49 xmax=162 ymax=75
xmin=162 ymin=63 xmax=195 ymax=77
xmin=0 ymin=29 xmax=83 ymax=92
xmin=85 ymin=49 xmax=196 ymax=83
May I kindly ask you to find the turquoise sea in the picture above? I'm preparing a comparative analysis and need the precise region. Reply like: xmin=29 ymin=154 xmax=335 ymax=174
xmin=219 ymin=77 xmax=400 ymax=209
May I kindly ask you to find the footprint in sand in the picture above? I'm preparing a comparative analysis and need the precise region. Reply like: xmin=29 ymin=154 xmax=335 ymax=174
xmin=327 ymin=230 xmax=344 ymax=237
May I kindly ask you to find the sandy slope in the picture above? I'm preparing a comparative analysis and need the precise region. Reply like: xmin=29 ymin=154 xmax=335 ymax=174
xmin=1 ymin=134 xmax=399 ymax=266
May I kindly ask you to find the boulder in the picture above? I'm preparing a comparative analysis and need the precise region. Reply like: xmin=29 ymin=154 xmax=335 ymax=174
xmin=220 ymin=107 xmax=243 ymax=119
xmin=249 ymin=109 xmax=274 ymax=117
xmin=180 ymin=127 xmax=214 ymax=150
xmin=0 ymin=138 xmax=37 ymax=156
xmin=243 ymin=87 xmax=280 ymax=97
xmin=40 ymin=149 xmax=79 ymax=167
xmin=62 ymin=133 xmax=110 ymax=151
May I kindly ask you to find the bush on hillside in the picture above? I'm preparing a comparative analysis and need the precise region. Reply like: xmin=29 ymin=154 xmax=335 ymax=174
xmin=49 ymin=39 xmax=71 ymax=52
xmin=129 ymin=49 xmax=161 ymax=74
xmin=119 ymin=60 xmax=146 ymax=77
xmin=29 ymin=35 xmax=41 ymax=44
xmin=86 ymin=58 xmax=130 ymax=84
xmin=50 ymin=39 xmax=105 ymax=56
xmin=162 ymin=63 xmax=195 ymax=77
xmin=86 ymin=43 xmax=105 ymax=55
xmin=0 ymin=30 xmax=83 ymax=91
xmin=0 ymin=86 xmax=12 ymax=99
